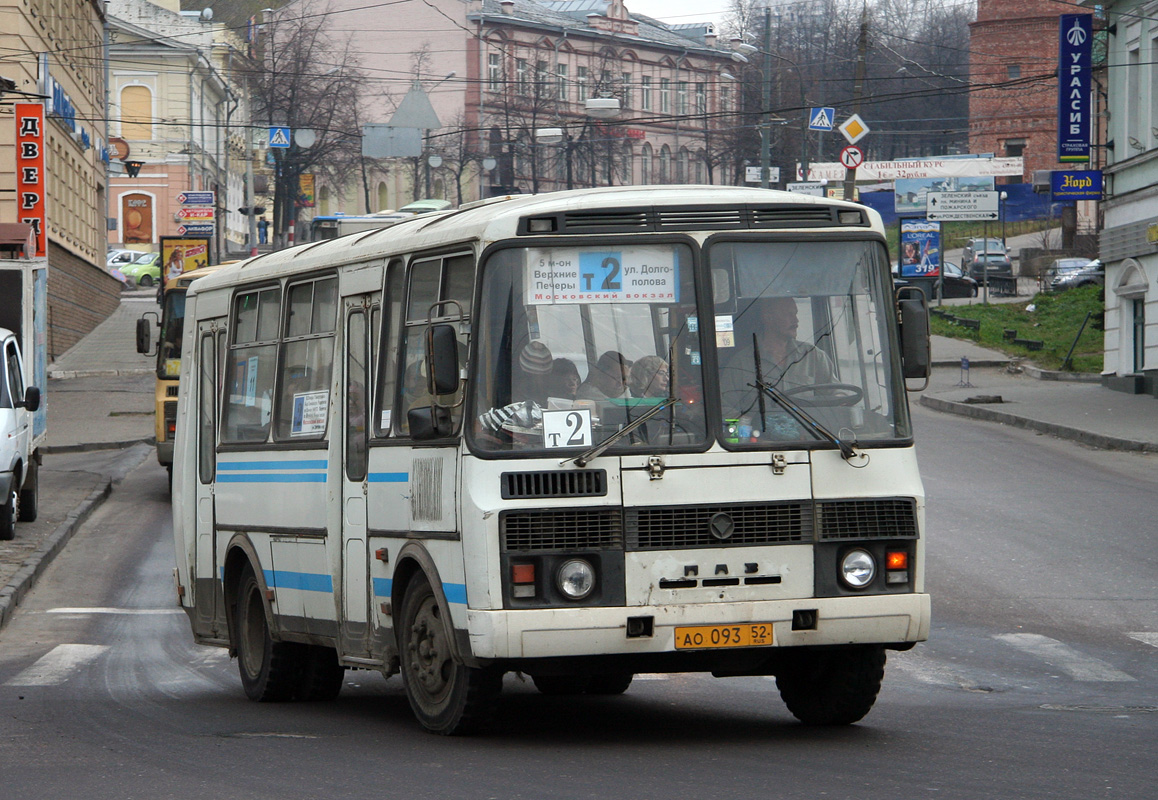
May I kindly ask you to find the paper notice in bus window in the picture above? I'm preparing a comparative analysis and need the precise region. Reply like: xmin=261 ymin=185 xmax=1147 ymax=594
xmin=163 ymin=358 xmax=180 ymax=377
xmin=525 ymin=247 xmax=679 ymax=305
xmin=715 ymin=315 xmax=735 ymax=348
xmin=380 ymin=409 xmax=392 ymax=431
xmin=244 ymin=356 xmax=259 ymax=406
xmin=291 ymin=390 xmax=328 ymax=436
xmin=541 ymin=408 xmax=592 ymax=448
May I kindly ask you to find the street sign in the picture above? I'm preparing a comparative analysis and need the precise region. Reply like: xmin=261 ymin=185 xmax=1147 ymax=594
xmin=839 ymin=145 xmax=864 ymax=169
xmin=838 ymin=113 xmax=870 ymax=145
xmin=925 ymin=191 xmax=1000 ymax=221
xmin=269 ymin=126 xmax=291 ymax=148
xmin=177 ymin=224 xmax=214 ymax=236
xmin=745 ymin=166 xmax=781 ymax=183
xmin=808 ymin=107 xmax=835 ymax=132
xmin=786 ymin=181 xmax=827 ymax=196
xmin=177 ymin=207 xmax=215 ymax=221
xmin=177 ymin=191 xmax=215 ymax=206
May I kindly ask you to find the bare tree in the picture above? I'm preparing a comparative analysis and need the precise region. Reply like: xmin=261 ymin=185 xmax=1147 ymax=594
xmin=249 ymin=0 xmax=366 ymax=241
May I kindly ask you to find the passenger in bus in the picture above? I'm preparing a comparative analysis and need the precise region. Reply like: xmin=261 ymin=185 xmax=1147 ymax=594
xmin=628 ymin=355 xmax=670 ymax=398
xmin=720 ymin=296 xmax=834 ymax=422
xmin=478 ymin=341 xmax=554 ymax=434
xmin=576 ymin=350 xmax=631 ymax=401
xmin=549 ymin=358 xmax=581 ymax=401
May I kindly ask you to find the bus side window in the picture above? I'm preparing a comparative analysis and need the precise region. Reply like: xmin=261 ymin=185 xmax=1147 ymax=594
xmin=374 ymin=261 xmax=403 ymax=437
xmin=222 ymin=287 xmax=280 ymax=443
xmin=198 ymin=332 xmax=217 ymax=483
xmin=275 ymin=276 xmax=337 ymax=441
xmin=345 ymin=310 xmax=368 ymax=480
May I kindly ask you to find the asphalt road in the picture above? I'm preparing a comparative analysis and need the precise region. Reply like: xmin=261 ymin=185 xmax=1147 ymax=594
xmin=0 ymin=408 xmax=1155 ymax=799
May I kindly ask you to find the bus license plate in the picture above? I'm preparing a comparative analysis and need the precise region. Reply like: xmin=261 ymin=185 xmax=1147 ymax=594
xmin=673 ymin=623 xmax=774 ymax=650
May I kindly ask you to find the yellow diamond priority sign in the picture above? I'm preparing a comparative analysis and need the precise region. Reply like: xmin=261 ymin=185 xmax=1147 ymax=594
xmin=838 ymin=113 xmax=870 ymax=145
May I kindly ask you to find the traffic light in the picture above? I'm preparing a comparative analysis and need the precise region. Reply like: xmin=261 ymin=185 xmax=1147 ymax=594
xmin=238 ymin=206 xmax=267 ymax=215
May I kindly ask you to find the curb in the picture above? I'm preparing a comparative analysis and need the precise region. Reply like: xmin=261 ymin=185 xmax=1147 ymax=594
xmin=47 ymin=368 xmax=155 ymax=380
xmin=1020 ymin=364 xmax=1102 ymax=383
xmin=0 ymin=481 xmax=111 ymax=632
xmin=919 ymin=395 xmax=1158 ymax=453
xmin=44 ymin=437 xmax=155 ymax=455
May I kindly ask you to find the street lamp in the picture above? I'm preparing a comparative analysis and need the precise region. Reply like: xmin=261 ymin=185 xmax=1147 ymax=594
xmin=1000 ymin=190 xmax=1008 ymax=249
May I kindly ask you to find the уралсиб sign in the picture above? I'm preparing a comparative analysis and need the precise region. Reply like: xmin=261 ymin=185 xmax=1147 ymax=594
xmin=1057 ymin=14 xmax=1093 ymax=163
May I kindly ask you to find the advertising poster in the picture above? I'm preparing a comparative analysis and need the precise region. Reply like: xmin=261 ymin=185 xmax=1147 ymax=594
xmin=1058 ymin=14 xmax=1093 ymax=163
xmin=899 ymin=220 xmax=941 ymax=278
xmin=297 ymin=173 xmax=316 ymax=208
xmin=160 ymin=236 xmax=210 ymax=282
xmin=15 ymin=103 xmax=47 ymax=257
xmin=121 ymin=193 xmax=154 ymax=244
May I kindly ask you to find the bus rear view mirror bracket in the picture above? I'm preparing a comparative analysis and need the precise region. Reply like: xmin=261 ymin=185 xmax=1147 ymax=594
xmin=136 ymin=313 xmax=158 ymax=356
xmin=896 ymin=287 xmax=930 ymax=389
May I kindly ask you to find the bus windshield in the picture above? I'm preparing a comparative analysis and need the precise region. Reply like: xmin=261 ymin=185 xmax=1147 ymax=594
xmin=709 ymin=239 xmax=910 ymax=446
xmin=470 ymin=243 xmax=708 ymax=454
xmin=157 ymin=289 xmax=186 ymax=379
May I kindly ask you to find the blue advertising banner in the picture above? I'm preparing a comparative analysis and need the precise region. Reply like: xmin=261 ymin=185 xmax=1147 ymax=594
xmin=899 ymin=219 xmax=941 ymax=278
xmin=1058 ymin=14 xmax=1093 ymax=163
xmin=1050 ymin=170 xmax=1102 ymax=200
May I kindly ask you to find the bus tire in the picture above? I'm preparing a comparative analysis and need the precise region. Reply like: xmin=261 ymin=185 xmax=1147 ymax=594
xmin=235 ymin=564 xmax=298 ymax=702
xmin=398 ymin=577 xmax=501 ymax=735
xmin=775 ymin=645 xmax=886 ymax=726
xmin=295 ymin=645 xmax=345 ymax=701
xmin=18 ymin=461 xmax=38 ymax=522
xmin=587 ymin=672 xmax=633 ymax=695
xmin=0 ymin=486 xmax=16 ymax=541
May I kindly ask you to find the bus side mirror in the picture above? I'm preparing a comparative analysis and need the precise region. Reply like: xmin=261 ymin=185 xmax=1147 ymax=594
xmin=897 ymin=290 xmax=931 ymax=382
xmin=408 ymin=406 xmax=453 ymax=440
xmin=427 ymin=324 xmax=460 ymax=396
xmin=136 ymin=313 xmax=158 ymax=356
xmin=22 ymin=386 xmax=40 ymax=412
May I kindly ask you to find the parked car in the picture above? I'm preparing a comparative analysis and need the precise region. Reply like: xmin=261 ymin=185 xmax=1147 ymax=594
xmin=1045 ymin=257 xmax=1095 ymax=283
xmin=1049 ymin=258 xmax=1104 ymax=291
xmin=936 ymin=261 xmax=979 ymax=298
xmin=106 ymin=249 xmax=137 ymax=268
xmin=121 ymin=252 xmax=161 ymax=287
xmin=961 ymin=238 xmax=1012 ymax=280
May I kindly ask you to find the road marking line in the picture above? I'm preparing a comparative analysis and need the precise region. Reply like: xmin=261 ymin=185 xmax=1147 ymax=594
xmin=47 ymin=607 xmax=184 ymax=615
xmin=1127 ymin=632 xmax=1158 ymax=648
xmin=5 ymin=644 xmax=110 ymax=686
xmin=993 ymin=633 xmax=1135 ymax=682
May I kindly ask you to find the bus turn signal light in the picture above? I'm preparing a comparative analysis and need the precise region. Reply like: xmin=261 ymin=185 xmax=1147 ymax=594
xmin=886 ymin=551 xmax=908 ymax=570
xmin=511 ymin=563 xmax=536 ymax=598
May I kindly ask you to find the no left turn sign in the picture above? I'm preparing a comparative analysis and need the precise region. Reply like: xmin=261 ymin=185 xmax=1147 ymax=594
xmin=840 ymin=145 xmax=864 ymax=169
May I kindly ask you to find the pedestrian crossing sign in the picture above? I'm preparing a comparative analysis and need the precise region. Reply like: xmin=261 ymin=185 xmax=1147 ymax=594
xmin=269 ymin=126 xmax=291 ymax=148
xmin=808 ymin=107 xmax=835 ymax=131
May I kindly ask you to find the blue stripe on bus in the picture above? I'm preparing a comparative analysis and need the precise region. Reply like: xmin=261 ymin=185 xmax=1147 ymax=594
xmin=218 ymin=460 xmax=328 ymax=471
xmin=263 ymin=569 xmax=333 ymax=593
xmin=368 ymin=472 xmax=408 ymax=483
xmin=371 ymin=577 xmax=467 ymax=605
xmin=216 ymin=473 xmax=327 ymax=483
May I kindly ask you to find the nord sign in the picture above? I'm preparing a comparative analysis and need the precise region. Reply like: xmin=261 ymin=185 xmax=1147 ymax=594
xmin=1050 ymin=170 xmax=1102 ymax=201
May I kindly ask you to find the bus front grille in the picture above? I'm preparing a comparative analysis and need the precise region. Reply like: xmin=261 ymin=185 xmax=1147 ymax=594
xmin=627 ymin=502 xmax=811 ymax=550
xmin=816 ymin=498 xmax=918 ymax=540
xmin=501 ymin=469 xmax=606 ymax=499
xmin=500 ymin=508 xmax=623 ymax=552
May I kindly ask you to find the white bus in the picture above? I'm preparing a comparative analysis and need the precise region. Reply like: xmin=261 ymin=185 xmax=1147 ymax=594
xmin=172 ymin=186 xmax=932 ymax=735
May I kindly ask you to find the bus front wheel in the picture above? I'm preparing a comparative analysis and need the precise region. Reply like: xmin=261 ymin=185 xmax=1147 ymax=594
xmin=775 ymin=645 xmax=885 ymax=725
xmin=235 ymin=564 xmax=298 ymax=702
xmin=398 ymin=577 xmax=501 ymax=735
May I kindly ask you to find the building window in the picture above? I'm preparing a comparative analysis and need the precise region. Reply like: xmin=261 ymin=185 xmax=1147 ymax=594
xmin=1003 ymin=139 xmax=1025 ymax=158
xmin=556 ymin=63 xmax=568 ymax=101
xmin=621 ymin=72 xmax=632 ymax=108
xmin=120 ymin=85 xmax=152 ymax=140
xmin=577 ymin=66 xmax=588 ymax=102
xmin=659 ymin=145 xmax=670 ymax=182
xmin=695 ymin=82 xmax=706 ymax=116
xmin=641 ymin=76 xmax=651 ymax=110
xmin=676 ymin=81 xmax=688 ymax=115
xmin=536 ymin=60 xmax=548 ymax=95
xmin=660 ymin=78 xmax=670 ymax=114
xmin=641 ymin=143 xmax=652 ymax=183
xmin=1006 ymin=64 xmax=1021 ymax=80
xmin=516 ymin=59 xmax=528 ymax=94
xmin=488 ymin=53 xmax=501 ymax=92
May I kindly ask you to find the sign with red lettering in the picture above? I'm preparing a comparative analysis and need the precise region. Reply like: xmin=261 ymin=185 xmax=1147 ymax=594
xmin=15 ymin=103 xmax=47 ymax=257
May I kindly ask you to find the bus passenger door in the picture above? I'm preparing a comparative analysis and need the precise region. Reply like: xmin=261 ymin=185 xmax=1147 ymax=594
xmin=194 ymin=323 xmax=225 ymax=635
xmin=340 ymin=302 xmax=372 ymax=655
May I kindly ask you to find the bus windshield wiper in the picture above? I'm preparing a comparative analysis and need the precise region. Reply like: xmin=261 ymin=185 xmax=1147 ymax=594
xmin=749 ymin=379 xmax=858 ymax=461
xmin=567 ymin=398 xmax=681 ymax=467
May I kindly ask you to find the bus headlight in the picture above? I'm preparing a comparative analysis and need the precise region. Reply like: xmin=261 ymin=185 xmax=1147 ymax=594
xmin=556 ymin=559 xmax=596 ymax=600
xmin=839 ymin=549 xmax=876 ymax=589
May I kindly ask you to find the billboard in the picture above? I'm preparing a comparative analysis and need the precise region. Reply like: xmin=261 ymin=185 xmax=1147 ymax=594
xmin=899 ymin=220 xmax=941 ymax=278
xmin=161 ymin=236 xmax=210 ymax=281
xmin=15 ymin=103 xmax=47 ymax=257
xmin=1058 ymin=14 xmax=1093 ymax=163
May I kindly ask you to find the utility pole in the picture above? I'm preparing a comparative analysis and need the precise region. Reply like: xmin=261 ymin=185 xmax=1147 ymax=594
xmin=841 ymin=4 xmax=869 ymax=202
xmin=760 ymin=5 xmax=772 ymax=189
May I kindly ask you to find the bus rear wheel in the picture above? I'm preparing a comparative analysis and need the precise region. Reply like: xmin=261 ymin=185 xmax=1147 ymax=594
xmin=235 ymin=565 xmax=298 ymax=702
xmin=398 ymin=577 xmax=501 ymax=735
xmin=775 ymin=645 xmax=886 ymax=725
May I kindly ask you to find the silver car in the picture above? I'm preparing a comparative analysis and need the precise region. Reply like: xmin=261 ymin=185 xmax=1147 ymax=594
xmin=1049 ymin=259 xmax=1103 ymax=291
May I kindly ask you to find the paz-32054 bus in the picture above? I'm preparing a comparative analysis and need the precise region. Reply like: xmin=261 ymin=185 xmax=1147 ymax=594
xmin=171 ymin=186 xmax=932 ymax=734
